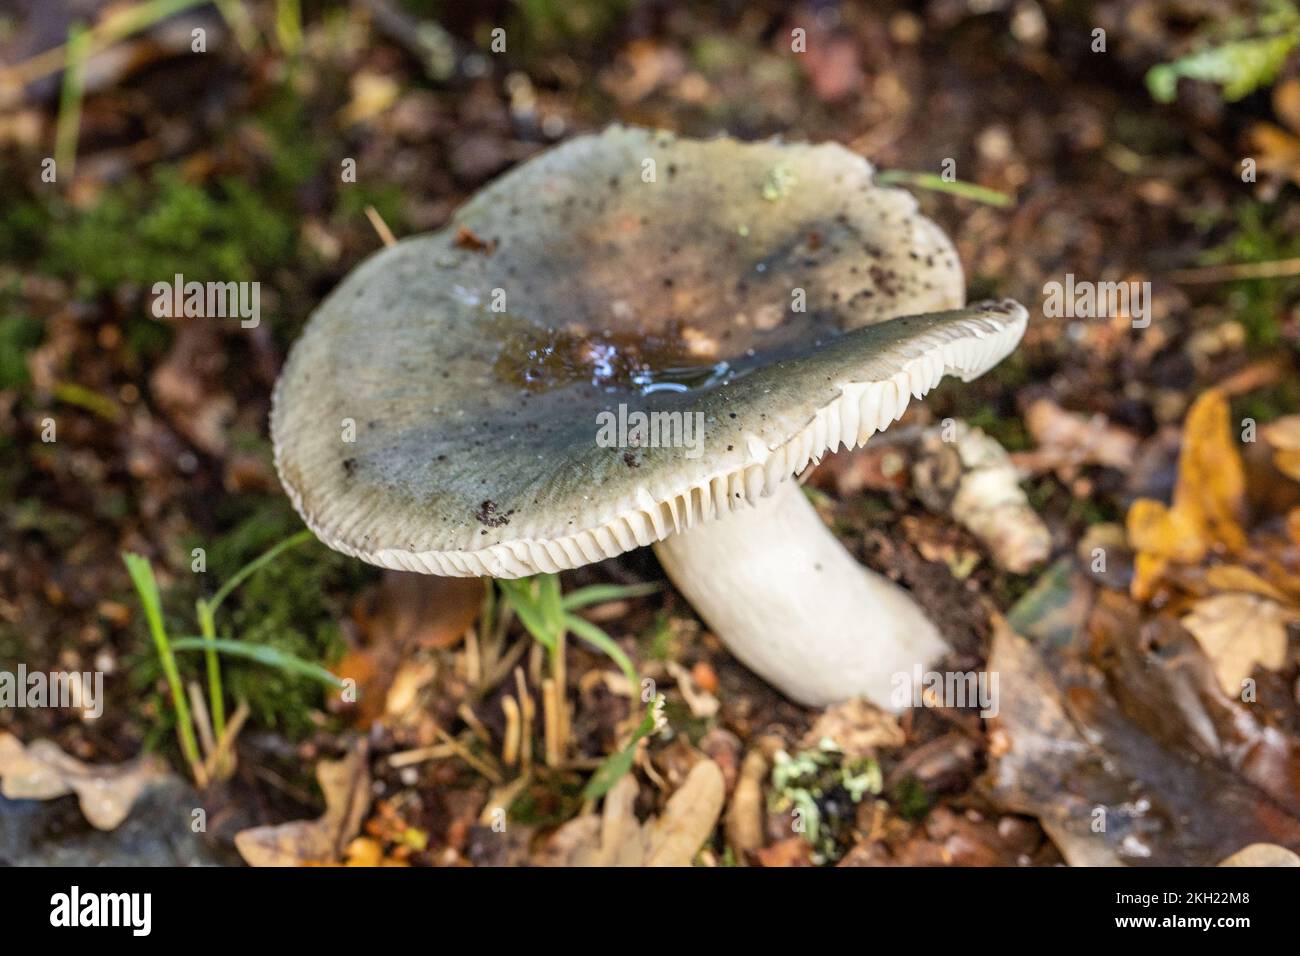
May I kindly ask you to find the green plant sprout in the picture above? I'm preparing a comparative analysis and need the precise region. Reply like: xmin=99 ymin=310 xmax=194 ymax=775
xmin=123 ymin=528 xmax=340 ymax=785
xmin=1145 ymin=1 xmax=1300 ymax=103
xmin=496 ymin=574 xmax=661 ymax=797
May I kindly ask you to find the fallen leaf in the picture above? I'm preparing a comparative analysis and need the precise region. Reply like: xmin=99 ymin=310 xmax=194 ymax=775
xmin=538 ymin=759 xmax=725 ymax=867
xmin=1218 ymin=843 xmax=1300 ymax=866
xmin=234 ymin=741 xmax=371 ymax=866
xmin=1127 ymin=389 xmax=1247 ymax=599
xmin=754 ymin=836 xmax=814 ymax=867
xmin=1262 ymin=415 xmax=1300 ymax=482
xmin=1180 ymin=593 xmax=1293 ymax=696
xmin=988 ymin=582 xmax=1300 ymax=866
xmin=1202 ymin=564 xmax=1290 ymax=602
xmin=0 ymin=733 xmax=172 ymax=831
xmin=1018 ymin=398 xmax=1139 ymax=478
xmin=724 ymin=749 xmax=768 ymax=863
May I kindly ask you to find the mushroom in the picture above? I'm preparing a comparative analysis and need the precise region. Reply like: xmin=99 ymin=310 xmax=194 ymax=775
xmin=272 ymin=126 xmax=1027 ymax=708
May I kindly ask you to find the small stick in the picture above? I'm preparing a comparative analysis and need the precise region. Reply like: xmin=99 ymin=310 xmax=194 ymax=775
xmin=206 ymin=699 xmax=250 ymax=780
xmin=457 ymin=702 xmax=493 ymax=747
xmin=542 ymin=678 xmax=560 ymax=768
xmin=464 ymin=624 xmax=481 ymax=688
xmin=1167 ymin=257 xmax=1300 ymax=284
xmin=433 ymin=725 xmax=503 ymax=785
xmin=501 ymin=695 xmax=521 ymax=768
xmin=514 ymin=667 xmax=534 ymax=771
xmin=365 ymin=205 xmax=397 ymax=248
xmin=387 ymin=743 xmax=456 ymax=769
xmin=187 ymin=681 xmax=216 ymax=763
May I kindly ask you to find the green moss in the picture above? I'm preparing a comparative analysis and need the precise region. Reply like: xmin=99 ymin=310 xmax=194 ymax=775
xmin=200 ymin=498 xmax=372 ymax=735
xmin=0 ymin=312 xmax=41 ymax=390
xmin=1235 ymin=379 xmax=1300 ymax=423
xmin=44 ymin=168 xmax=297 ymax=298
xmin=506 ymin=0 xmax=631 ymax=58
xmin=890 ymin=776 xmax=932 ymax=822
xmin=964 ymin=403 xmax=1031 ymax=452
xmin=126 ymin=498 xmax=374 ymax=741
xmin=508 ymin=770 xmax=586 ymax=827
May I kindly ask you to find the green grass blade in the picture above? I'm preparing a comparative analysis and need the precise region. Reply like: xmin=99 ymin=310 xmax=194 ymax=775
xmin=561 ymin=581 xmax=662 ymax=611
xmin=875 ymin=170 xmax=1012 ymax=207
xmin=563 ymin=613 xmax=638 ymax=692
xmin=582 ymin=703 xmax=657 ymax=801
xmin=54 ymin=22 xmax=90 ymax=181
xmin=207 ymin=529 xmax=312 ymax=614
xmin=122 ymin=553 xmax=201 ymax=769
xmin=170 ymin=637 xmax=345 ymax=689
xmin=498 ymin=578 xmax=556 ymax=652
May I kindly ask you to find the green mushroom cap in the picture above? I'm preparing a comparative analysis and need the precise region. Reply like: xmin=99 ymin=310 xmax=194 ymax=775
xmin=272 ymin=126 xmax=1027 ymax=577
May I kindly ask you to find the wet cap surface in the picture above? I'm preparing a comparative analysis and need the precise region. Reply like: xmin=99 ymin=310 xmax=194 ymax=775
xmin=272 ymin=126 xmax=1027 ymax=576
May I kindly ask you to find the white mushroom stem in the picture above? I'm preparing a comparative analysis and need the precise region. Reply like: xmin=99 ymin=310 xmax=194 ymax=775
xmin=652 ymin=479 xmax=947 ymax=709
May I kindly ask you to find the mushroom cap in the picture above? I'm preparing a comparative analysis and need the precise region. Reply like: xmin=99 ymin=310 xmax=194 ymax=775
xmin=272 ymin=126 xmax=1027 ymax=577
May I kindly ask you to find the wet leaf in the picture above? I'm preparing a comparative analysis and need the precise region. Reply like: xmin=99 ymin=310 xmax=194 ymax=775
xmin=988 ymin=587 xmax=1300 ymax=866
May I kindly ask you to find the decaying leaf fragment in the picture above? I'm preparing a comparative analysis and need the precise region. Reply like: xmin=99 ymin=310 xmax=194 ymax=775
xmin=539 ymin=759 xmax=725 ymax=867
xmin=0 ymin=732 xmax=172 ymax=831
xmin=1180 ymin=593 xmax=1294 ymax=696
xmin=1126 ymin=389 xmax=1247 ymax=599
xmin=234 ymin=741 xmax=371 ymax=866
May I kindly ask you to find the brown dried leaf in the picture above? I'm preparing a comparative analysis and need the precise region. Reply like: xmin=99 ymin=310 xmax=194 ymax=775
xmin=643 ymin=759 xmax=725 ymax=866
xmin=0 ymin=733 xmax=172 ymax=831
xmin=1020 ymin=398 xmax=1139 ymax=477
xmin=537 ymin=759 xmax=726 ymax=867
xmin=1180 ymin=593 xmax=1293 ymax=696
xmin=235 ymin=741 xmax=371 ymax=867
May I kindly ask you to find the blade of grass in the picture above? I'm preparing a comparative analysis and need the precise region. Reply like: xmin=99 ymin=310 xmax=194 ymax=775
xmin=207 ymin=529 xmax=313 ymax=614
xmin=170 ymin=637 xmax=346 ymax=689
xmin=563 ymin=613 xmax=638 ymax=692
xmin=122 ymin=553 xmax=202 ymax=774
xmin=561 ymin=581 xmax=662 ymax=611
xmin=582 ymin=703 xmax=657 ymax=801
xmin=498 ymin=579 xmax=556 ymax=653
xmin=54 ymin=22 xmax=90 ymax=181
xmin=213 ymin=0 xmax=260 ymax=53
xmin=1 ymin=0 xmax=210 ymax=89
xmin=875 ymin=170 xmax=1012 ymax=207
xmin=195 ymin=599 xmax=225 ymax=739
xmin=275 ymin=0 xmax=302 ymax=54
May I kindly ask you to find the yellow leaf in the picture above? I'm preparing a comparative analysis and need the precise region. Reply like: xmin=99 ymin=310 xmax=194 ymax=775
xmin=1203 ymin=564 xmax=1289 ymax=602
xmin=1126 ymin=390 xmax=1248 ymax=598
xmin=1175 ymin=389 xmax=1246 ymax=553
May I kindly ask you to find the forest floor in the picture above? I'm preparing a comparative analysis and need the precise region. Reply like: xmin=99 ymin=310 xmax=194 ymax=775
xmin=1 ymin=0 xmax=1299 ymax=866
